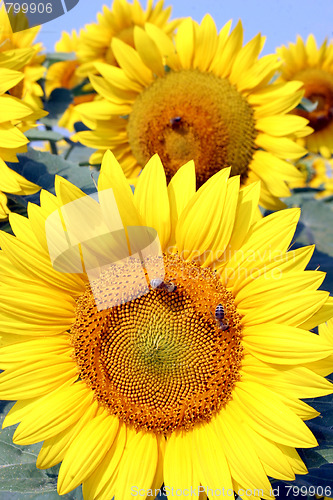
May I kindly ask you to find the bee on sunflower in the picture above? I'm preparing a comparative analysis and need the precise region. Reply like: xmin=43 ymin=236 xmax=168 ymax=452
xmin=75 ymin=15 xmax=312 ymax=210
xmin=44 ymin=0 xmax=180 ymax=133
xmin=0 ymin=151 xmax=332 ymax=499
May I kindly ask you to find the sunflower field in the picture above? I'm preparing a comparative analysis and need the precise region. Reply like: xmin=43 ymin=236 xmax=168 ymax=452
xmin=0 ymin=1 xmax=333 ymax=499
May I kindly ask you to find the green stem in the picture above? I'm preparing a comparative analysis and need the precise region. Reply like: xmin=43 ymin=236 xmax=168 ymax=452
xmin=45 ymin=125 xmax=58 ymax=155
xmin=64 ymin=143 xmax=75 ymax=160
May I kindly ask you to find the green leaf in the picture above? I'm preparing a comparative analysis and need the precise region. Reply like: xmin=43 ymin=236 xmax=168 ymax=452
xmin=0 ymin=494 xmax=82 ymax=500
xmin=71 ymin=79 xmax=91 ymax=98
xmin=302 ymin=447 xmax=333 ymax=469
xmin=63 ymin=144 xmax=96 ymax=165
xmin=288 ymin=197 xmax=333 ymax=256
xmin=0 ymin=414 xmax=83 ymax=499
xmin=42 ymin=89 xmax=74 ymax=126
xmin=25 ymin=130 xmax=64 ymax=143
xmin=298 ymin=97 xmax=318 ymax=112
xmin=284 ymin=191 xmax=333 ymax=294
xmin=6 ymin=148 xmax=96 ymax=208
xmin=45 ymin=52 xmax=76 ymax=62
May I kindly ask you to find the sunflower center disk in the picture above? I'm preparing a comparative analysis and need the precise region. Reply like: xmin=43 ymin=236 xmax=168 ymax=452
xmin=127 ymin=69 xmax=257 ymax=186
xmin=71 ymin=255 xmax=243 ymax=434
xmin=294 ymin=68 xmax=333 ymax=132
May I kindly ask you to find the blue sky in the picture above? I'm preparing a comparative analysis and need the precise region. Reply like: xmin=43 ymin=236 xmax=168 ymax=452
xmin=39 ymin=0 xmax=333 ymax=54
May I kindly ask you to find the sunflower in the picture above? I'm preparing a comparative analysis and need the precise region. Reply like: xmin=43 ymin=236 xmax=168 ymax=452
xmin=0 ymin=151 xmax=333 ymax=499
xmin=0 ymin=64 xmax=44 ymax=219
xmin=75 ymin=16 xmax=311 ymax=210
xmin=0 ymin=5 xmax=45 ymax=110
xmin=277 ymin=35 xmax=333 ymax=159
xmin=76 ymin=0 xmax=180 ymax=78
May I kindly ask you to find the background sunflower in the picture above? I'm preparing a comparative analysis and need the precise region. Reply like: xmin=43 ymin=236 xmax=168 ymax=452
xmin=277 ymin=35 xmax=333 ymax=159
xmin=75 ymin=16 xmax=310 ymax=210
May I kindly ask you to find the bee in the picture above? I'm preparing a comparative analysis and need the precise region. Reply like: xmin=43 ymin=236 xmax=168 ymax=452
xmin=150 ymin=279 xmax=177 ymax=292
xmin=214 ymin=303 xmax=229 ymax=331
xmin=170 ymin=116 xmax=182 ymax=128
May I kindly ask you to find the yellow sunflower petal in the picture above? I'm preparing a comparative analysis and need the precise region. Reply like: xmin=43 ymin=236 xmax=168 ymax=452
xmin=212 ymin=20 xmax=243 ymax=78
xmin=0 ymin=357 xmax=77 ymax=400
xmin=241 ymin=290 xmax=328 ymax=328
xmin=232 ymin=245 xmax=315 ymax=294
xmin=222 ymin=181 xmax=261 ymax=256
xmin=277 ymin=444 xmax=308 ymax=475
xmin=241 ymin=424 xmax=298 ymax=480
xmin=199 ymin=176 xmax=240 ymax=268
xmin=192 ymin=422 xmax=234 ymax=500
xmin=176 ymin=168 xmax=231 ymax=261
xmin=94 ymin=62 xmax=143 ymax=92
xmin=98 ymin=149 xmax=142 ymax=228
xmin=235 ymin=270 xmax=325 ymax=307
xmin=12 ymin=382 xmax=93 ymax=445
xmin=242 ymin=360 xmax=333 ymax=399
xmin=134 ymin=154 xmax=170 ymax=249
xmin=255 ymin=133 xmax=307 ymax=160
xmin=111 ymin=37 xmax=153 ymax=87
xmin=82 ymin=423 xmax=127 ymax=500
xmin=233 ymin=382 xmax=318 ymax=448
xmin=37 ymin=400 xmax=99 ymax=469
xmin=167 ymin=160 xmax=196 ymax=248
xmin=300 ymin=296 xmax=333 ymax=330
xmin=164 ymin=430 xmax=196 ymax=498
xmin=256 ymin=115 xmax=310 ymax=136
xmin=193 ymin=14 xmax=218 ymax=72
xmin=175 ymin=18 xmax=195 ymax=70
xmin=58 ymin=412 xmax=119 ymax=495
xmin=214 ymin=409 xmax=273 ymax=496
xmin=242 ymin=323 xmax=333 ymax=365
xmin=0 ymin=231 xmax=84 ymax=294
xmin=144 ymin=22 xmax=180 ymax=70
xmin=0 ymin=68 xmax=23 ymax=93
xmin=0 ymin=335 xmax=71 ymax=369
xmin=0 ymin=95 xmax=32 ymax=122
xmin=221 ymin=208 xmax=300 ymax=286
xmin=115 ymin=430 xmax=158 ymax=500
xmin=134 ymin=26 xmax=165 ymax=76
xmin=229 ymin=33 xmax=263 ymax=85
